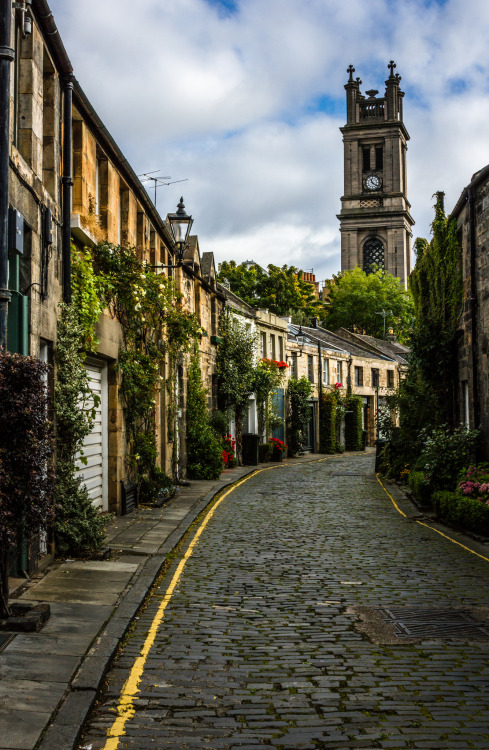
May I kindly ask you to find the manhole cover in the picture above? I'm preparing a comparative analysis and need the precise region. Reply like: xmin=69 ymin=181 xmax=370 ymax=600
xmin=380 ymin=607 xmax=489 ymax=639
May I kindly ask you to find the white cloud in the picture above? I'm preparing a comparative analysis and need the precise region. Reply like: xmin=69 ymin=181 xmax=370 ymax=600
xmin=49 ymin=0 xmax=489 ymax=282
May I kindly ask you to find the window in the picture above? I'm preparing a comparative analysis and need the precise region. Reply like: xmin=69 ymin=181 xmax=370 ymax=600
xmin=362 ymin=147 xmax=370 ymax=172
xmin=308 ymin=355 xmax=314 ymax=383
xmin=387 ymin=369 xmax=395 ymax=388
xmin=375 ymin=146 xmax=383 ymax=171
xmin=354 ymin=366 xmax=363 ymax=386
xmin=363 ymin=237 xmax=385 ymax=274
xmin=42 ymin=49 xmax=56 ymax=196
xmin=270 ymin=334 xmax=276 ymax=360
xmin=291 ymin=352 xmax=298 ymax=378
xmin=371 ymin=368 xmax=379 ymax=387
xmin=278 ymin=336 xmax=284 ymax=361
xmin=260 ymin=332 xmax=267 ymax=358
xmin=323 ymin=358 xmax=329 ymax=385
xmin=336 ymin=361 xmax=343 ymax=384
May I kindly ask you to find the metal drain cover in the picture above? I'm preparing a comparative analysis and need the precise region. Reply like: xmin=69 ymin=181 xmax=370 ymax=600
xmin=380 ymin=607 xmax=489 ymax=639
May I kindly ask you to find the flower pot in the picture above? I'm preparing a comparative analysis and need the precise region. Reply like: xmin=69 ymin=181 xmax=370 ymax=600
xmin=271 ymin=447 xmax=283 ymax=462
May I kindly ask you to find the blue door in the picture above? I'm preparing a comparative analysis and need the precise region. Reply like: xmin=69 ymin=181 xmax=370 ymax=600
xmin=272 ymin=388 xmax=285 ymax=441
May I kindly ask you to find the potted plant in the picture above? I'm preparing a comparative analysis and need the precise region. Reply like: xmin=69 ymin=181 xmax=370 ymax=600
xmin=269 ymin=437 xmax=285 ymax=462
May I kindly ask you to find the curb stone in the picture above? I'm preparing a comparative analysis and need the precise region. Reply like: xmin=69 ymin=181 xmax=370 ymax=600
xmin=35 ymin=466 xmax=260 ymax=750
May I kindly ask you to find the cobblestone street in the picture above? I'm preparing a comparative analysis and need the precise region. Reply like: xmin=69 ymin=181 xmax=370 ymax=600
xmin=79 ymin=454 xmax=489 ymax=749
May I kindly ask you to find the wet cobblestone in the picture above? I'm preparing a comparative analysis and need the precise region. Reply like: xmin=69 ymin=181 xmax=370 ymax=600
xmin=79 ymin=454 xmax=489 ymax=748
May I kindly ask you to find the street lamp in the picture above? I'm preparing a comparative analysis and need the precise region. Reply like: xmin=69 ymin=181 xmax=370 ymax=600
xmin=150 ymin=197 xmax=194 ymax=270
xmin=375 ymin=308 xmax=392 ymax=339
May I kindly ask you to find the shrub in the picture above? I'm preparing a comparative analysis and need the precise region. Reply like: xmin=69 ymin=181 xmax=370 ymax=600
xmin=344 ymin=394 xmax=363 ymax=451
xmin=287 ymin=377 xmax=313 ymax=456
xmin=456 ymin=464 xmax=489 ymax=501
xmin=0 ymin=353 xmax=55 ymax=616
xmin=415 ymin=425 xmax=479 ymax=491
xmin=138 ymin=466 xmax=175 ymax=505
xmin=319 ymin=391 xmax=336 ymax=454
xmin=259 ymin=442 xmax=272 ymax=463
xmin=432 ymin=490 xmax=489 ymax=536
xmin=186 ymin=350 xmax=223 ymax=480
xmin=408 ymin=470 xmax=432 ymax=506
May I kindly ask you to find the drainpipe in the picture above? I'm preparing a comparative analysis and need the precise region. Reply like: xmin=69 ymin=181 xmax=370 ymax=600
xmin=62 ymin=74 xmax=73 ymax=303
xmin=467 ymin=186 xmax=480 ymax=436
xmin=0 ymin=0 xmax=14 ymax=349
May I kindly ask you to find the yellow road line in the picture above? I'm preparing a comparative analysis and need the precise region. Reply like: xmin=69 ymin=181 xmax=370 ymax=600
xmin=103 ymin=454 xmax=358 ymax=748
xmin=102 ymin=466 xmax=279 ymax=750
xmin=376 ymin=472 xmax=489 ymax=564
xmin=375 ymin=472 xmax=407 ymax=517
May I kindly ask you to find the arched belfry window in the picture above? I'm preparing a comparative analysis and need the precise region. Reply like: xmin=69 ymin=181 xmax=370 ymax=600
xmin=363 ymin=236 xmax=385 ymax=274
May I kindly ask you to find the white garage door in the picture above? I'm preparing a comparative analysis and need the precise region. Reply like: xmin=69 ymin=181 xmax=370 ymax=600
xmin=75 ymin=360 xmax=108 ymax=511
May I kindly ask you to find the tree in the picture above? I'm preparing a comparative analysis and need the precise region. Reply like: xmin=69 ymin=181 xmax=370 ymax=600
xmin=322 ymin=267 xmax=414 ymax=343
xmin=217 ymin=261 xmax=328 ymax=320
xmin=0 ymin=354 xmax=55 ymax=617
xmin=216 ymin=310 xmax=256 ymax=462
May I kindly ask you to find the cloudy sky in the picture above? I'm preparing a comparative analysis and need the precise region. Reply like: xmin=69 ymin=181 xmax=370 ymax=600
xmin=49 ymin=0 xmax=489 ymax=287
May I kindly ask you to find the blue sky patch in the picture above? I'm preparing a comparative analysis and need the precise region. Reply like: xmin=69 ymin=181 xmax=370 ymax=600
xmin=204 ymin=0 xmax=239 ymax=17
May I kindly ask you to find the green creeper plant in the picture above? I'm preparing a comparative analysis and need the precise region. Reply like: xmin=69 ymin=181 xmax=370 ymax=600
xmin=287 ymin=376 xmax=313 ymax=456
xmin=54 ymin=304 xmax=108 ymax=555
xmin=186 ymin=346 xmax=223 ymax=479
xmin=344 ymin=394 xmax=363 ymax=451
xmin=216 ymin=309 xmax=257 ymax=462
xmin=319 ymin=391 xmax=337 ymax=454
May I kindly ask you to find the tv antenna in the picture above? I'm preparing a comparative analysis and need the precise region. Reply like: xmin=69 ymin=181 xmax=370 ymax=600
xmin=138 ymin=171 xmax=188 ymax=208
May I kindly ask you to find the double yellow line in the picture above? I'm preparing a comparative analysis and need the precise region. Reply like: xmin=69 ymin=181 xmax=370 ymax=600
xmin=375 ymin=473 xmax=489 ymax=564
xmin=101 ymin=465 xmax=282 ymax=749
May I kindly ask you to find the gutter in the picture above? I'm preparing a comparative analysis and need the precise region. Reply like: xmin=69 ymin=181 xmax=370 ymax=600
xmin=0 ymin=0 xmax=14 ymax=349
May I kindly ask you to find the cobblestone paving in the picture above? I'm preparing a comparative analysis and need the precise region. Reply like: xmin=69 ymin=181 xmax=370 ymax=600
xmin=79 ymin=455 xmax=489 ymax=749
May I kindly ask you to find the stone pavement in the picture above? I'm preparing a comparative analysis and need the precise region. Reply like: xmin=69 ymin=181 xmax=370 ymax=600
xmin=77 ymin=453 xmax=489 ymax=750
xmin=1 ymin=459 xmax=297 ymax=750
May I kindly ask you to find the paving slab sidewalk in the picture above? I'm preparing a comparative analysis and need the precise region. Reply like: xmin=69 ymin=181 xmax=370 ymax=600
xmin=0 ymin=455 xmax=320 ymax=750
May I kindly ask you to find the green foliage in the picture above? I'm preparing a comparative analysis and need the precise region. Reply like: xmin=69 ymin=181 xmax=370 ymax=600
xmin=217 ymin=260 xmax=328 ymax=320
xmin=287 ymin=376 xmax=313 ymax=456
xmin=0 ymin=353 xmax=55 ymax=616
xmin=409 ymin=193 xmax=463 ymax=428
xmin=259 ymin=442 xmax=272 ymax=463
xmin=414 ymin=425 xmax=479 ymax=491
xmin=71 ymin=244 xmax=105 ymax=351
xmin=319 ymin=391 xmax=336 ymax=454
xmin=323 ymin=267 xmax=414 ymax=343
xmin=344 ymin=394 xmax=363 ymax=451
xmin=432 ymin=490 xmax=489 ymax=536
xmin=253 ymin=358 xmax=287 ymax=436
xmin=138 ymin=465 xmax=175 ymax=505
xmin=54 ymin=304 xmax=108 ymax=556
xmin=216 ymin=310 xmax=257 ymax=461
xmin=93 ymin=243 xmax=201 ymax=481
xmin=186 ymin=350 xmax=223 ymax=480
xmin=408 ymin=471 xmax=433 ymax=507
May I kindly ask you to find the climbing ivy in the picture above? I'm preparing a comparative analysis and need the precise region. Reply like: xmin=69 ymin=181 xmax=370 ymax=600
xmin=287 ymin=376 xmax=313 ymax=456
xmin=409 ymin=192 xmax=462 ymax=429
xmin=54 ymin=304 xmax=109 ymax=555
xmin=344 ymin=394 xmax=363 ymax=451
xmin=216 ymin=309 xmax=257 ymax=462
xmin=186 ymin=346 xmax=223 ymax=479
xmin=93 ymin=243 xmax=201 ymax=486
xmin=319 ymin=391 xmax=336 ymax=454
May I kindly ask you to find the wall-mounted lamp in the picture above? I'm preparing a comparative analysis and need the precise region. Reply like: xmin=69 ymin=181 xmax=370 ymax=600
xmin=148 ymin=197 xmax=194 ymax=270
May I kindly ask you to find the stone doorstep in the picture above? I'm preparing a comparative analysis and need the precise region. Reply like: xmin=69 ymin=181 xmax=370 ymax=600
xmin=0 ymin=602 xmax=50 ymax=633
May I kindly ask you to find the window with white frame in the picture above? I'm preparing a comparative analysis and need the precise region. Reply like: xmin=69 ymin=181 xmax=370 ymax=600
xmin=336 ymin=361 xmax=343 ymax=384
xmin=323 ymin=358 xmax=329 ymax=385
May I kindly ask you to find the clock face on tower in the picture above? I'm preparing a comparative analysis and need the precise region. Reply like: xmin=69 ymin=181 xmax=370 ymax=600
xmin=364 ymin=173 xmax=382 ymax=191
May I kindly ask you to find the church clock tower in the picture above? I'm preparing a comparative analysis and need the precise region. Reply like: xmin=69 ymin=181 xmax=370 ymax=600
xmin=337 ymin=61 xmax=414 ymax=287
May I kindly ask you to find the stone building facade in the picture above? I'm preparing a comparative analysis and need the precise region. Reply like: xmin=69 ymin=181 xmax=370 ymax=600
xmin=286 ymin=321 xmax=405 ymax=447
xmin=5 ymin=1 xmax=226 ymax=530
xmin=337 ymin=62 xmax=414 ymax=287
xmin=451 ymin=165 xmax=489 ymax=459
